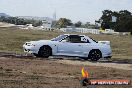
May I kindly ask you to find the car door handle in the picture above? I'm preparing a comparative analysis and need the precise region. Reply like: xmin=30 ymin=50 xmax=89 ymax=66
xmin=78 ymin=45 xmax=81 ymax=46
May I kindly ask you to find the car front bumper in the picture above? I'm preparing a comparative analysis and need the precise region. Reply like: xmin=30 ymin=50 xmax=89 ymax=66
xmin=23 ymin=44 xmax=38 ymax=54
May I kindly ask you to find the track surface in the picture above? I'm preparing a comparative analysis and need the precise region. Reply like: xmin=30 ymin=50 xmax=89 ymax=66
xmin=0 ymin=52 xmax=132 ymax=88
xmin=0 ymin=52 xmax=132 ymax=70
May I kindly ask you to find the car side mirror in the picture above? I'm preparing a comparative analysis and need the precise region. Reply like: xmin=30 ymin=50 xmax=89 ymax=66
xmin=61 ymin=40 xmax=67 ymax=43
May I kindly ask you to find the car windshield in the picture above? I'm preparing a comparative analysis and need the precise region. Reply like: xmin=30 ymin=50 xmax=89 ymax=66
xmin=51 ymin=35 xmax=67 ymax=41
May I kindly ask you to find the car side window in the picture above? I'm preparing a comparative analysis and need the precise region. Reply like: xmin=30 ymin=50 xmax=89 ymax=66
xmin=81 ymin=37 xmax=90 ymax=43
xmin=62 ymin=35 xmax=80 ymax=43
xmin=62 ymin=35 xmax=89 ymax=43
xmin=63 ymin=36 xmax=70 ymax=42
xmin=69 ymin=35 xmax=81 ymax=43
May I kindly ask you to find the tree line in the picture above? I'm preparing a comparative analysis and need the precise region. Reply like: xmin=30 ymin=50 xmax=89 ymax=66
xmin=97 ymin=10 xmax=132 ymax=32
xmin=54 ymin=18 xmax=96 ymax=29
xmin=0 ymin=10 xmax=132 ymax=33
xmin=55 ymin=10 xmax=132 ymax=33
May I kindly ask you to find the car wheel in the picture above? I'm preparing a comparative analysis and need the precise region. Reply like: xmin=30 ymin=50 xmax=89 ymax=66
xmin=38 ymin=46 xmax=52 ymax=58
xmin=88 ymin=50 xmax=102 ymax=61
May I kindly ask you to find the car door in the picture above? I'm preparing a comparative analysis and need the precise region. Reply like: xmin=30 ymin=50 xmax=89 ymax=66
xmin=57 ymin=35 xmax=86 ymax=56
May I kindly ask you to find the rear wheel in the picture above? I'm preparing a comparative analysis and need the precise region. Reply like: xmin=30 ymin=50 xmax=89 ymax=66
xmin=37 ymin=46 xmax=52 ymax=58
xmin=88 ymin=50 xmax=102 ymax=61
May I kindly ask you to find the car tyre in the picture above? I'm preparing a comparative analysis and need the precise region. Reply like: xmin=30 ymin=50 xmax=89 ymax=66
xmin=38 ymin=46 xmax=52 ymax=58
xmin=88 ymin=50 xmax=102 ymax=61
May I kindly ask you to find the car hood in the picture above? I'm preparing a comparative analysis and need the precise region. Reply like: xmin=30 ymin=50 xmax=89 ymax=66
xmin=29 ymin=40 xmax=51 ymax=44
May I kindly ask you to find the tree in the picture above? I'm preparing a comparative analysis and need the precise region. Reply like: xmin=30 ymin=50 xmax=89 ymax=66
xmin=99 ymin=10 xmax=132 ymax=32
xmin=115 ymin=10 xmax=132 ymax=32
xmin=99 ymin=10 xmax=119 ymax=30
xmin=56 ymin=18 xmax=72 ymax=28
xmin=75 ymin=21 xmax=82 ymax=27
xmin=0 ymin=16 xmax=42 ymax=26
xmin=101 ymin=10 xmax=113 ymax=22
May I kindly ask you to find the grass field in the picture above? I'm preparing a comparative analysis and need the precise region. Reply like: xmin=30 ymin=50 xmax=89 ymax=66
xmin=0 ymin=27 xmax=132 ymax=60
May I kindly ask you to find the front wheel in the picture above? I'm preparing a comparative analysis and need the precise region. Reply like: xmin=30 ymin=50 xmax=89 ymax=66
xmin=37 ymin=46 xmax=52 ymax=58
xmin=88 ymin=50 xmax=102 ymax=61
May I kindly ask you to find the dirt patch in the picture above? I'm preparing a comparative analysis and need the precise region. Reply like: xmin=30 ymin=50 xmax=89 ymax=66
xmin=0 ymin=57 xmax=132 ymax=88
xmin=57 ymin=59 xmax=132 ymax=70
xmin=0 ymin=52 xmax=132 ymax=88
xmin=0 ymin=52 xmax=132 ymax=70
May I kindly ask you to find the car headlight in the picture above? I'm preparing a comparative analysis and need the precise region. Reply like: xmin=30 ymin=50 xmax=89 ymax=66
xmin=25 ymin=42 xmax=36 ymax=47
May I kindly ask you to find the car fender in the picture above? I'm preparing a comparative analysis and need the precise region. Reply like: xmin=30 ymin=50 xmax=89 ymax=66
xmin=34 ymin=40 xmax=59 ymax=55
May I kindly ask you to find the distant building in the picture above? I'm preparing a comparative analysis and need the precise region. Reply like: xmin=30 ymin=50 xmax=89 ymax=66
xmin=42 ymin=19 xmax=52 ymax=30
xmin=18 ymin=24 xmax=34 ymax=29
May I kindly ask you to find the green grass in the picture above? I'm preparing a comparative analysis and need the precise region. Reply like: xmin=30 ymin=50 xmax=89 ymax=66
xmin=0 ymin=27 xmax=132 ymax=60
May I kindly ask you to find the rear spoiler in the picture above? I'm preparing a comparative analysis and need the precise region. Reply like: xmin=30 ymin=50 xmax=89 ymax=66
xmin=98 ymin=41 xmax=110 ymax=45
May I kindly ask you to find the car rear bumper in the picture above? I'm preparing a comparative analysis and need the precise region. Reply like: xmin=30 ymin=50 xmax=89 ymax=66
xmin=102 ymin=52 xmax=112 ymax=59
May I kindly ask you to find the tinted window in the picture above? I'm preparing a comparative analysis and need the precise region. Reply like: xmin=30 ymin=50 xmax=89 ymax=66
xmin=62 ymin=35 xmax=90 ymax=43
xmin=69 ymin=35 xmax=81 ymax=43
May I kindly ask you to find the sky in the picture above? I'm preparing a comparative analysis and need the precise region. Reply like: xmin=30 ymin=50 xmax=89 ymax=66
xmin=0 ymin=0 xmax=132 ymax=23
